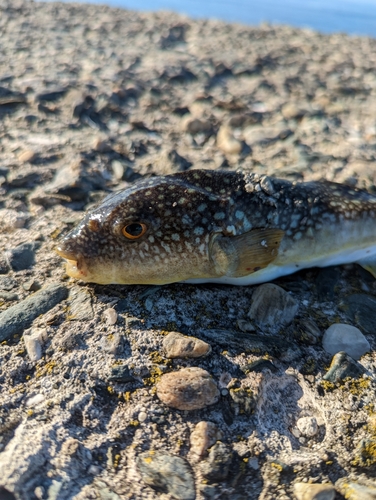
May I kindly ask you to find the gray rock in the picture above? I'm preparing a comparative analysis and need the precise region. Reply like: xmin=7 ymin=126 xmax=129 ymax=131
xmin=6 ymin=242 xmax=38 ymax=271
xmin=322 ymin=324 xmax=370 ymax=360
xmin=248 ymin=283 xmax=299 ymax=326
xmin=137 ymin=451 xmax=195 ymax=500
xmin=200 ymin=442 xmax=233 ymax=481
xmin=323 ymin=351 xmax=367 ymax=382
xmin=0 ymin=283 xmax=68 ymax=341
xmin=341 ymin=294 xmax=376 ymax=334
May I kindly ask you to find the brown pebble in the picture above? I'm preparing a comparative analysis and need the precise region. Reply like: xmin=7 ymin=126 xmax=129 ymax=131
xmin=18 ymin=150 xmax=36 ymax=163
xmin=190 ymin=421 xmax=222 ymax=458
xmin=182 ymin=116 xmax=212 ymax=135
xmin=156 ymin=367 xmax=220 ymax=411
xmin=163 ymin=331 xmax=211 ymax=358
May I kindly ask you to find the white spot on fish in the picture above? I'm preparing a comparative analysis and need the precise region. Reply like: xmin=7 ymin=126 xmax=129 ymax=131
xmin=171 ymin=233 xmax=180 ymax=241
xmin=198 ymin=203 xmax=207 ymax=212
xmin=235 ymin=210 xmax=244 ymax=220
xmin=194 ymin=227 xmax=204 ymax=235
xmin=148 ymin=236 xmax=155 ymax=243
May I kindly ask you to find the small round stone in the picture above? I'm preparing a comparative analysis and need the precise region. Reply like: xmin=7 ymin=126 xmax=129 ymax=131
xmin=163 ymin=331 xmax=211 ymax=358
xmin=322 ymin=323 xmax=370 ymax=360
xmin=156 ymin=367 xmax=220 ymax=410
xmin=293 ymin=483 xmax=335 ymax=500
xmin=190 ymin=421 xmax=222 ymax=457
xmin=296 ymin=416 xmax=318 ymax=437
xmin=138 ymin=411 xmax=147 ymax=422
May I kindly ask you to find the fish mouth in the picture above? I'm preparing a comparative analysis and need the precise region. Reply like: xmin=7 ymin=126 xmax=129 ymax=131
xmin=55 ymin=245 xmax=87 ymax=279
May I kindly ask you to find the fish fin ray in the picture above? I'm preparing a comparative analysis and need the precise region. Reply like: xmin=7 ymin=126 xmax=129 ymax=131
xmin=211 ymin=228 xmax=284 ymax=278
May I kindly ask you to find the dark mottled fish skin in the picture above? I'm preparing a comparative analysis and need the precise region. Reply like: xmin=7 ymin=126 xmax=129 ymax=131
xmin=56 ymin=169 xmax=376 ymax=285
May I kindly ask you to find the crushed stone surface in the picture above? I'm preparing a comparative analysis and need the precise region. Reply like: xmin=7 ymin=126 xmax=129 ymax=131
xmin=1 ymin=1 xmax=376 ymax=498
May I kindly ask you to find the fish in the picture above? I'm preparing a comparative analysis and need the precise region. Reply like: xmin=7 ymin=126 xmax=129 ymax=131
xmin=56 ymin=169 xmax=376 ymax=285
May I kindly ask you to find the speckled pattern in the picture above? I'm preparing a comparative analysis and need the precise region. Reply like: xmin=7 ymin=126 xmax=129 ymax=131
xmin=57 ymin=169 xmax=376 ymax=284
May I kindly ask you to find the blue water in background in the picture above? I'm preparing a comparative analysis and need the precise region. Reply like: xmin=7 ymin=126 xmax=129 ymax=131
xmin=48 ymin=0 xmax=376 ymax=37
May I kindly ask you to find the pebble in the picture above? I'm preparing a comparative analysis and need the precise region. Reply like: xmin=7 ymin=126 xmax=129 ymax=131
xmin=323 ymin=351 xmax=366 ymax=382
xmin=199 ymin=442 xmax=233 ymax=481
xmin=18 ymin=150 xmax=36 ymax=163
xmin=163 ymin=331 xmax=211 ymax=358
xmin=296 ymin=416 xmax=318 ymax=438
xmin=6 ymin=242 xmax=38 ymax=271
xmin=138 ymin=411 xmax=147 ymax=422
xmin=248 ymin=283 xmax=299 ymax=326
xmin=293 ymin=483 xmax=335 ymax=500
xmin=103 ymin=307 xmax=117 ymax=325
xmin=0 ymin=283 xmax=68 ymax=342
xmin=190 ymin=421 xmax=222 ymax=458
xmin=25 ymin=393 xmax=45 ymax=407
xmin=336 ymin=479 xmax=376 ymax=500
xmin=322 ymin=324 xmax=370 ymax=360
xmin=137 ymin=451 xmax=195 ymax=500
xmin=156 ymin=367 xmax=220 ymax=410
xmin=216 ymin=125 xmax=243 ymax=155
xmin=24 ymin=327 xmax=48 ymax=362
xmin=341 ymin=294 xmax=376 ymax=334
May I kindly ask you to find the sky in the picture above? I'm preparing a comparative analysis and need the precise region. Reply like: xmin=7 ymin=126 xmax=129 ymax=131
xmin=42 ymin=0 xmax=376 ymax=37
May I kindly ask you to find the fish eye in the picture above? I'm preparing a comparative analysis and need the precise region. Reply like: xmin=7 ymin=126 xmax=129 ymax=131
xmin=122 ymin=223 xmax=147 ymax=240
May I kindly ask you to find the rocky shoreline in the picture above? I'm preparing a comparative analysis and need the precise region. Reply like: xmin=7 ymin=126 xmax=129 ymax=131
xmin=1 ymin=1 xmax=376 ymax=499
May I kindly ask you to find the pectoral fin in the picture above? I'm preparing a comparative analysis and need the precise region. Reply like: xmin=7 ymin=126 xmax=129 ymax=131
xmin=357 ymin=257 xmax=376 ymax=278
xmin=210 ymin=228 xmax=284 ymax=278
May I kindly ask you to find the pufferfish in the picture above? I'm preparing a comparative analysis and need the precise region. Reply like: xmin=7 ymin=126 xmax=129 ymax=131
xmin=56 ymin=169 xmax=376 ymax=285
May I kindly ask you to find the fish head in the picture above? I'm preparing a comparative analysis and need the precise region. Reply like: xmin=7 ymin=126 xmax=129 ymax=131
xmin=56 ymin=174 xmax=228 ymax=284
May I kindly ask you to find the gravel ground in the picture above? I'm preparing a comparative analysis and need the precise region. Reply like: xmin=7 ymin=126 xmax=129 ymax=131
xmin=1 ymin=1 xmax=376 ymax=499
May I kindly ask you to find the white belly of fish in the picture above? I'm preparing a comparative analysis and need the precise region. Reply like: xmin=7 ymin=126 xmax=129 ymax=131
xmin=185 ymin=244 xmax=376 ymax=285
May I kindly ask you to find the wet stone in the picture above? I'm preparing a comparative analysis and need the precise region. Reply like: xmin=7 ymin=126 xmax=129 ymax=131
xmin=163 ymin=331 xmax=211 ymax=358
xmin=190 ymin=421 xmax=222 ymax=458
xmin=156 ymin=367 xmax=220 ymax=410
xmin=199 ymin=442 xmax=233 ymax=481
xmin=323 ymin=351 xmax=367 ymax=382
xmin=248 ymin=283 xmax=299 ymax=326
xmin=293 ymin=482 xmax=335 ymax=500
xmin=6 ymin=242 xmax=38 ymax=271
xmin=322 ymin=324 xmax=370 ymax=360
xmin=341 ymin=294 xmax=376 ymax=335
xmin=137 ymin=451 xmax=195 ymax=500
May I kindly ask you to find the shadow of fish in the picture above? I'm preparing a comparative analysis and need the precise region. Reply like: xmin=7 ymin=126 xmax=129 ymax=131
xmin=56 ymin=170 xmax=376 ymax=285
